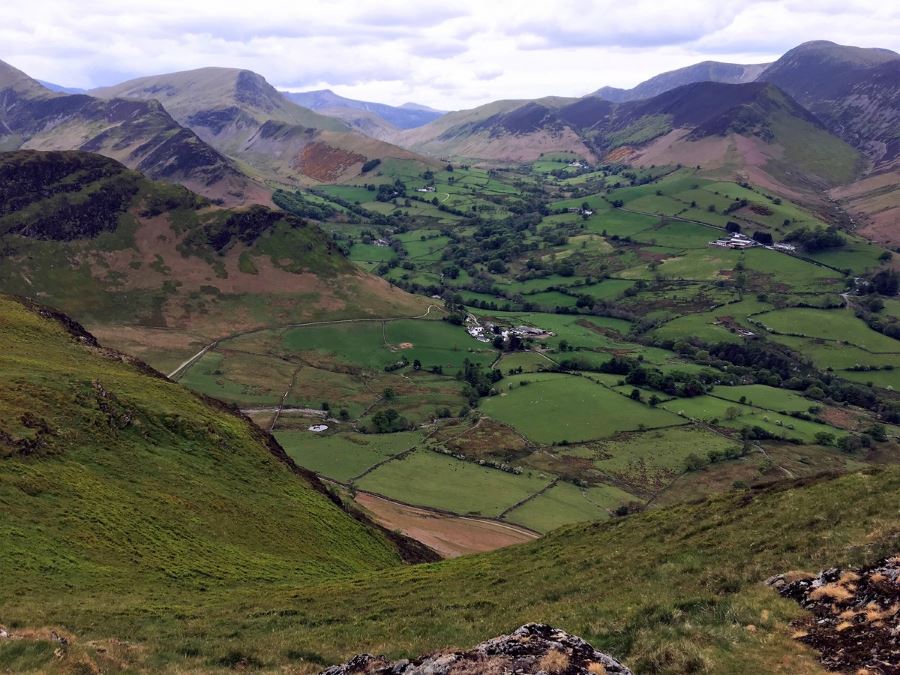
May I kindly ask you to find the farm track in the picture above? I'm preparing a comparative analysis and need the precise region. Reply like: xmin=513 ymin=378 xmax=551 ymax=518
xmin=269 ymin=366 xmax=303 ymax=432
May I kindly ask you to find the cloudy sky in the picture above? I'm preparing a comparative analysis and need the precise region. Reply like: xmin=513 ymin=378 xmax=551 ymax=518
xmin=2 ymin=0 xmax=898 ymax=110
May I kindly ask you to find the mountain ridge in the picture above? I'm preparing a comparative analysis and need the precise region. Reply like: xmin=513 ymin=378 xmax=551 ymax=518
xmin=91 ymin=67 xmax=438 ymax=185
xmin=592 ymin=59 xmax=770 ymax=102
xmin=0 ymin=59 xmax=267 ymax=205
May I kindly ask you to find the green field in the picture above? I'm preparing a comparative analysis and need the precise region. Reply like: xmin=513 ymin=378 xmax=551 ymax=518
xmin=356 ymin=449 xmax=549 ymax=516
xmin=756 ymin=308 xmax=900 ymax=352
xmin=504 ymin=481 xmax=635 ymax=533
xmin=594 ymin=426 xmax=740 ymax=473
xmin=711 ymin=385 xmax=815 ymax=413
xmin=277 ymin=430 xmax=423 ymax=482
xmin=482 ymin=373 xmax=685 ymax=443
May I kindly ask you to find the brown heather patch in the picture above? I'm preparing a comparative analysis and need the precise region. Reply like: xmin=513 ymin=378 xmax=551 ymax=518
xmin=538 ymin=649 xmax=571 ymax=673
xmin=295 ymin=142 xmax=365 ymax=182
xmin=809 ymin=582 xmax=855 ymax=603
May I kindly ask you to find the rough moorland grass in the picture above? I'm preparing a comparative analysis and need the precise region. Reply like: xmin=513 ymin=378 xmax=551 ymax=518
xmin=0 ymin=296 xmax=404 ymax=601
xmin=10 ymin=467 xmax=893 ymax=673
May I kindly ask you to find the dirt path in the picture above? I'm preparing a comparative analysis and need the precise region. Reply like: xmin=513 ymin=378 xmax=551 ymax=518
xmin=168 ymin=304 xmax=442 ymax=381
xmin=167 ymin=340 xmax=218 ymax=379
xmin=353 ymin=490 xmax=538 ymax=558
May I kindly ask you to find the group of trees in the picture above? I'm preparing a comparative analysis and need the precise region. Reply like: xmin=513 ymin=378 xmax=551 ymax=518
xmin=784 ymin=227 xmax=845 ymax=252
xmin=457 ymin=358 xmax=503 ymax=406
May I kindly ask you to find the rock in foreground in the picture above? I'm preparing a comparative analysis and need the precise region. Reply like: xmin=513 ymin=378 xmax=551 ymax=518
xmin=321 ymin=623 xmax=632 ymax=674
xmin=767 ymin=555 xmax=899 ymax=674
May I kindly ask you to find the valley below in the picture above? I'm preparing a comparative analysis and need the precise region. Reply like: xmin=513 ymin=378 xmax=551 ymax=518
xmin=0 ymin=32 xmax=899 ymax=675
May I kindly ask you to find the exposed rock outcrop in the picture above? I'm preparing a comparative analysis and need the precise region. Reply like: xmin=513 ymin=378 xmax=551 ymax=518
xmin=320 ymin=623 xmax=632 ymax=675
xmin=767 ymin=556 xmax=899 ymax=674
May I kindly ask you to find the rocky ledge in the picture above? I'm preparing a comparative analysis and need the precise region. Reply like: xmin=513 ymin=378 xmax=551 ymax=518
xmin=320 ymin=623 xmax=632 ymax=675
xmin=767 ymin=555 xmax=899 ymax=674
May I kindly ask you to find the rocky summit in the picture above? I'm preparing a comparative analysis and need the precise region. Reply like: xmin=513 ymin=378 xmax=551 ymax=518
xmin=320 ymin=623 xmax=632 ymax=674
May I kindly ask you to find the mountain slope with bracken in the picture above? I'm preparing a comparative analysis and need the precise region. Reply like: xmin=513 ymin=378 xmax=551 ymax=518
xmin=0 ymin=60 xmax=267 ymax=206
xmin=92 ymin=68 xmax=438 ymax=185
xmin=758 ymin=40 xmax=900 ymax=166
xmin=0 ymin=150 xmax=429 ymax=369
xmin=395 ymin=80 xmax=863 ymax=197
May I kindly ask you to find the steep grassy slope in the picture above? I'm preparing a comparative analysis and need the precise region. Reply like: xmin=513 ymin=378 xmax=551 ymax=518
xmin=0 ymin=150 xmax=429 ymax=370
xmin=624 ymin=82 xmax=865 ymax=190
xmin=92 ymin=68 xmax=436 ymax=186
xmin=0 ymin=60 xmax=264 ymax=205
xmin=0 ymin=294 xmax=436 ymax=671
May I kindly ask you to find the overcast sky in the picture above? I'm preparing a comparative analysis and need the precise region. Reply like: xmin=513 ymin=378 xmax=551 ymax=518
xmin=2 ymin=0 xmax=898 ymax=110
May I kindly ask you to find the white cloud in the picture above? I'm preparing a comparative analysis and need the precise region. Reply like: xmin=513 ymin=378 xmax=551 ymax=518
xmin=0 ymin=0 xmax=897 ymax=110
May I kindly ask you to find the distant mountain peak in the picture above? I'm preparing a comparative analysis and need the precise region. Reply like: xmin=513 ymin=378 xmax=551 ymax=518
xmin=588 ymin=59 xmax=770 ymax=102
xmin=282 ymin=89 xmax=444 ymax=131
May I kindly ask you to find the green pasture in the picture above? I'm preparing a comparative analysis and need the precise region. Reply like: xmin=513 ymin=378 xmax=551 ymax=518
xmin=504 ymin=481 xmax=636 ymax=533
xmin=277 ymin=430 xmax=423 ymax=482
xmin=356 ymin=449 xmax=548 ymax=517
xmin=482 ymin=372 xmax=685 ymax=443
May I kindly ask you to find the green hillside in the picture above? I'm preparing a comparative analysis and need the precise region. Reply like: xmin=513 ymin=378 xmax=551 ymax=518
xmin=0 ymin=293 xmax=429 ymax=670
xmin=0 ymin=150 xmax=428 ymax=370
xmin=0 ymin=294 xmax=894 ymax=674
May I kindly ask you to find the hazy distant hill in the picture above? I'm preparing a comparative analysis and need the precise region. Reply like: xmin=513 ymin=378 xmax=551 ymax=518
xmin=283 ymin=88 xmax=444 ymax=137
xmin=93 ymin=68 xmax=437 ymax=185
xmin=592 ymin=60 xmax=769 ymax=102
xmin=36 ymin=79 xmax=86 ymax=94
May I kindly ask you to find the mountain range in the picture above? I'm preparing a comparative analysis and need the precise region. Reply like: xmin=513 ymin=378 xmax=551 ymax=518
xmin=0 ymin=60 xmax=266 ymax=205
xmin=282 ymin=89 xmax=444 ymax=139
xmin=90 ymin=68 xmax=437 ymax=186
xmin=7 ymin=40 xmax=896 ymax=231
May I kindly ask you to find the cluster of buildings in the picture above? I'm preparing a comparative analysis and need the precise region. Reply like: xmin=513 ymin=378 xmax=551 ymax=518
xmin=465 ymin=316 xmax=553 ymax=343
xmin=709 ymin=232 xmax=756 ymax=249
xmin=416 ymin=186 xmax=436 ymax=193
xmin=709 ymin=232 xmax=798 ymax=253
